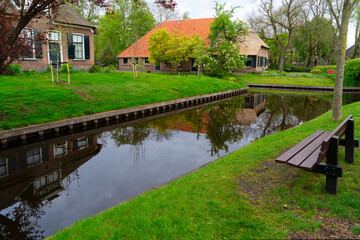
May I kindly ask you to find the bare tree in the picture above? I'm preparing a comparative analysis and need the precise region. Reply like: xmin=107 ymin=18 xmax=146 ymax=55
xmin=327 ymin=0 xmax=358 ymax=120
xmin=148 ymin=0 xmax=179 ymax=24
xmin=248 ymin=0 xmax=305 ymax=71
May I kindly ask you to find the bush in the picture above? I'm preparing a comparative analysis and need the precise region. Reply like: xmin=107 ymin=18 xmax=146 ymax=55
xmin=327 ymin=69 xmax=336 ymax=75
xmin=344 ymin=58 xmax=360 ymax=86
xmin=146 ymin=70 xmax=151 ymax=73
xmin=7 ymin=64 xmax=22 ymax=75
xmin=284 ymin=64 xmax=310 ymax=72
xmin=310 ymin=69 xmax=321 ymax=75
xmin=311 ymin=65 xmax=336 ymax=74
xmin=89 ymin=68 xmax=95 ymax=73
xmin=60 ymin=64 xmax=74 ymax=73
xmin=89 ymin=64 xmax=102 ymax=72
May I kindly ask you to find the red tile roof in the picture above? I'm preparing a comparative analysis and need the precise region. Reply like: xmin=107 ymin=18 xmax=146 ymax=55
xmin=117 ymin=18 xmax=215 ymax=58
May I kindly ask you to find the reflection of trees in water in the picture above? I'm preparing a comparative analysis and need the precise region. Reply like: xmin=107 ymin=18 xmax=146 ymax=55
xmin=343 ymin=94 xmax=360 ymax=105
xmin=204 ymin=98 xmax=245 ymax=156
xmin=64 ymin=170 xmax=81 ymax=195
xmin=0 ymin=201 xmax=46 ymax=240
xmin=259 ymin=94 xmax=332 ymax=137
xmin=110 ymin=97 xmax=246 ymax=159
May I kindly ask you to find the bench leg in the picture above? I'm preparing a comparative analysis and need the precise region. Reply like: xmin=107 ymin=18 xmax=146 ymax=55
xmin=345 ymin=119 xmax=355 ymax=164
xmin=326 ymin=136 xmax=339 ymax=194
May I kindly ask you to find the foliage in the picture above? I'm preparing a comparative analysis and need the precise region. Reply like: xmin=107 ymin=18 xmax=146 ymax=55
xmin=7 ymin=64 xmax=22 ymax=75
xmin=66 ymin=0 xmax=102 ymax=24
xmin=327 ymin=69 xmax=336 ymax=75
xmin=60 ymin=64 xmax=74 ymax=73
xmin=263 ymin=33 xmax=289 ymax=68
xmin=0 ymin=71 xmax=244 ymax=130
xmin=344 ymin=58 xmax=360 ymax=86
xmin=311 ymin=65 xmax=337 ymax=74
xmin=203 ymin=2 xmax=248 ymax=77
xmin=96 ymin=0 xmax=156 ymax=61
xmin=310 ymin=69 xmax=322 ymax=75
xmin=98 ymin=40 xmax=117 ymax=65
xmin=284 ymin=64 xmax=310 ymax=73
xmin=293 ymin=17 xmax=334 ymax=66
xmin=148 ymin=29 xmax=202 ymax=72
xmin=89 ymin=65 xmax=102 ymax=73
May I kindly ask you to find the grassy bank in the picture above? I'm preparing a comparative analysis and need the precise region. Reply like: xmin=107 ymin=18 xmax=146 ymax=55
xmin=0 ymin=71 xmax=244 ymax=130
xmin=238 ymin=74 xmax=334 ymax=86
xmin=53 ymin=103 xmax=360 ymax=239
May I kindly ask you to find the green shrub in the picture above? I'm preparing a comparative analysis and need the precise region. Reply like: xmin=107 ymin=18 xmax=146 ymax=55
xmin=60 ymin=64 xmax=74 ymax=73
xmin=146 ymin=70 xmax=151 ymax=73
xmin=7 ymin=64 xmax=22 ymax=75
xmin=89 ymin=64 xmax=102 ymax=72
xmin=310 ymin=69 xmax=322 ymax=75
xmin=311 ymin=65 xmax=336 ymax=74
xmin=228 ymin=77 xmax=237 ymax=82
xmin=344 ymin=58 xmax=360 ymax=86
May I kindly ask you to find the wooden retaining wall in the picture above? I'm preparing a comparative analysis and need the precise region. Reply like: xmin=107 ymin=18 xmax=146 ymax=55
xmin=0 ymin=88 xmax=247 ymax=147
xmin=247 ymin=83 xmax=360 ymax=93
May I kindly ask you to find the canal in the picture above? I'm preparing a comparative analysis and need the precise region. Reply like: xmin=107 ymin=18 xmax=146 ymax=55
xmin=0 ymin=91 xmax=359 ymax=239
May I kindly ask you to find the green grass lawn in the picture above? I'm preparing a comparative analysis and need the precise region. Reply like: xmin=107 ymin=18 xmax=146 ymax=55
xmin=53 ymin=103 xmax=360 ymax=239
xmin=0 ymin=71 xmax=244 ymax=130
xmin=238 ymin=74 xmax=335 ymax=87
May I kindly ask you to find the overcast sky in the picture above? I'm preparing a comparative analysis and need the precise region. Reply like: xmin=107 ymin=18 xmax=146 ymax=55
xmin=173 ymin=0 xmax=356 ymax=48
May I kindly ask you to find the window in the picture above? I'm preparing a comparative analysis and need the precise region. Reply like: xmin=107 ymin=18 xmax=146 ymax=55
xmin=48 ymin=31 xmax=60 ymax=42
xmin=123 ymin=58 xmax=128 ymax=65
xmin=77 ymin=137 xmax=88 ymax=149
xmin=0 ymin=157 xmax=7 ymax=177
xmin=19 ymin=28 xmax=35 ymax=59
xmin=54 ymin=142 xmax=68 ymax=158
xmin=34 ymin=171 xmax=60 ymax=190
xmin=144 ymin=58 xmax=150 ymax=65
xmin=26 ymin=148 xmax=42 ymax=166
xmin=72 ymin=34 xmax=84 ymax=59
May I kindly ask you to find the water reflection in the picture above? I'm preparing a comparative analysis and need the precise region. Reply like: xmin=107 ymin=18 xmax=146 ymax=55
xmin=0 ymin=92 xmax=342 ymax=239
xmin=0 ymin=136 xmax=101 ymax=239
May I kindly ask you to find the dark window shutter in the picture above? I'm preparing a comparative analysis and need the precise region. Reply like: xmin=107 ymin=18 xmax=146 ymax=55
xmin=68 ymin=34 xmax=75 ymax=59
xmin=19 ymin=153 xmax=28 ymax=169
xmin=88 ymin=136 xmax=93 ymax=146
xmin=73 ymin=140 xmax=79 ymax=152
xmin=34 ymin=29 xmax=43 ymax=58
xmin=84 ymin=35 xmax=90 ymax=60
xmin=42 ymin=146 xmax=50 ymax=162
xmin=8 ymin=156 xmax=17 ymax=174
xmin=251 ymin=56 xmax=256 ymax=68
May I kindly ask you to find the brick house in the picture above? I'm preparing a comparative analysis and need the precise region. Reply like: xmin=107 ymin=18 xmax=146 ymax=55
xmin=5 ymin=1 xmax=97 ymax=71
xmin=117 ymin=18 xmax=269 ymax=73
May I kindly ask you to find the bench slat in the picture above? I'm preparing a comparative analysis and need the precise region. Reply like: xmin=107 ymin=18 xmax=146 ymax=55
xmin=299 ymin=146 xmax=322 ymax=170
xmin=287 ymin=131 xmax=330 ymax=167
xmin=320 ymin=115 xmax=353 ymax=153
xmin=276 ymin=130 xmax=326 ymax=164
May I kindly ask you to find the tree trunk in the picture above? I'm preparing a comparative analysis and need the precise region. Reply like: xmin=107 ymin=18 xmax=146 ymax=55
xmin=278 ymin=47 xmax=286 ymax=72
xmin=332 ymin=0 xmax=352 ymax=121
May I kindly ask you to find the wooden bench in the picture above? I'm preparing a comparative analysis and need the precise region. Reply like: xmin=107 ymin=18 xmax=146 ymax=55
xmin=276 ymin=115 xmax=358 ymax=194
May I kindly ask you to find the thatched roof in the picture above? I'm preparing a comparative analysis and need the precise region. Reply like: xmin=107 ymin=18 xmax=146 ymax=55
xmin=238 ymin=31 xmax=269 ymax=56
xmin=2 ymin=1 xmax=97 ymax=33
xmin=54 ymin=4 xmax=97 ymax=33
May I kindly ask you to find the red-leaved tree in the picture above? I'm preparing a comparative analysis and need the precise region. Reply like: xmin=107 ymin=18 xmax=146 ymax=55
xmin=0 ymin=0 xmax=176 ymax=73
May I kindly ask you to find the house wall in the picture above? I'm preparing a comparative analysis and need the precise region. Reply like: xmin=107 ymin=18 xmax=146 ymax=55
xmin=14 ymin=18 xmax=95 ymax=71
xmin=118 ymin=58 xmax=196 ymax=73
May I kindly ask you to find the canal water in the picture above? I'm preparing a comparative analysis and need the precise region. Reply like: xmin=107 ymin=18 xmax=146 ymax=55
xmin=0 ymin=92 xmax=359 ymax=239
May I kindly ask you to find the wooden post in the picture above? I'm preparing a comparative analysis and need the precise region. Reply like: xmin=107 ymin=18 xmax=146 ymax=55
xmin=67 ymin=63 xmax=70 ymax=84
xmin=51 ymin=64 xmax=54 ymax=83
xmin=326 ymin=136 xmax=339 ymax=194
xmin=345 ymin=119 xmax=354 ymax=164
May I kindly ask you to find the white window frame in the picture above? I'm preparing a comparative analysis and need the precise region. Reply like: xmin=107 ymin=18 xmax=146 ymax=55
xmin=0 ymin=157 xmax=8 ymax=178
xmin=72 ymin=33 xmax=85 ymax=60
xmin=53 ymin=141 xmax=68 ymax=158
xmin=46 ymin=30 xmax=63 ymax=65
xmin=26 ymin=148 xmax=42 ymax=167
xmin=77 ymin=137 xmax=89 ymax=149
xmin=19 ymin=27 xmax=36 ymax=60
xmin=144 ymin=58 xmax=150 ymax=65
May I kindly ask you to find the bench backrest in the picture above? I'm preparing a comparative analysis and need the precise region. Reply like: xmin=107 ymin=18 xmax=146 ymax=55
xmin=319 ymin=115 xmax=353 ymax=156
